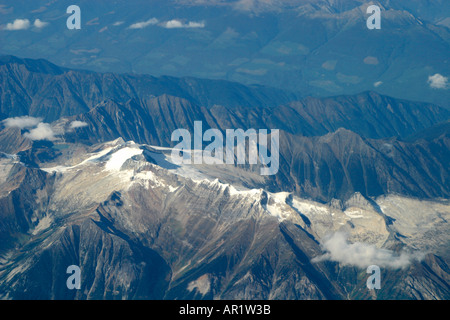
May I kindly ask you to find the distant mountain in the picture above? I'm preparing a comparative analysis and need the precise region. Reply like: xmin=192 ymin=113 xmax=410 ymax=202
xmin=0 ymin=55 xmax=299 ymax=122
xmin=2 ymin=55 xmax=448 ymax=140
xmin=0 ymin=0 xmax=448 ymax=107
xmin=405 ymin=120 xmax=450 ymax=142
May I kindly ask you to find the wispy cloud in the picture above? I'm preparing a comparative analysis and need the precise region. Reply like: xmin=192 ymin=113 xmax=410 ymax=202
xmin=162 ymin=19 xmax=205 ymax=29
xmin=312 ymin=232 xmax=425 ymax=269
xmin=428 ymin=73 xmax=449 ymax=89
xmin=31 ymin=6 xmax=48 ymax=14
xmin=69 ymin=121 xmax=88 ymax=129
xmin=5 ymin=18 xmax=30 ymax=30
xmin=0 ymin=5 xmax=13 ymax=14
xmin=128 ymin=18 xmax=159 ymax=29
xmin=112 ymin=21 xmax=124 ymax=26
xmin=236 ymin=67 xmax=267 ymax=76
xmin=373 ymin=81 xmax=382 ymax=87
xmin=2 ymin=116 xmax=42 ymax=129
xmin=363 ymin=56 xmax=379 ymax=65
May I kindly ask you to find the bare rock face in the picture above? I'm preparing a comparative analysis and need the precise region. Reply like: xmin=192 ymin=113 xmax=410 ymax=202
xmin=0 ymin=140 xmax=448 ymax=300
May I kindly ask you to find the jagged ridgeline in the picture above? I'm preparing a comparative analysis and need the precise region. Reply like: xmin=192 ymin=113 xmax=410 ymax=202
xmin=1 ymin=56 xmax=449 ymax=202
xmin=0 ymin=56 xmax=449 ymax=300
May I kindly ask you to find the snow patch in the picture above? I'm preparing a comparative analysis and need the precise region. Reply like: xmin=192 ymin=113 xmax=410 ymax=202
xmin=187 ymin=274 xmax=211 ymax=296
xmin=41 ymin=147 xmax=114 ymax=173
xmin=41 ymin=166 xmax=70 ymax=173
xmin=132 ymin=168 xmax=179 ymax=192
xmin=291 ymin=199 xmax=329 ymax=215
xmin=105 ymin=147 xmax=143 ymax=171
xmin=344 ymin=208 xmax=364 ymax=219
xmin=32 ymin=215 xmax=53 ymax=235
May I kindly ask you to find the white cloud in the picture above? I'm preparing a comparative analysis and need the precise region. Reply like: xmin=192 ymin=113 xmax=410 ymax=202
xmin=128 ymin=18 xmax=159 ymax=29
xmin=162 ymin=19 xmax=205 ymax=29
xmin=69 ymin=121 xmax=88 ymax=129
xmin=163 ymin=19 xmax=183 ymax=29
xmin=373 ymin=81 xmax=382 ymax=87
xmin=23 ymin=123 xmax=56 ymax=141
xmin=112 ymin=21 xmax=124 ymax=26
xmin=33 ymin=19 xmax=48 ymax=28
xmin=312 ymin=232 xmax=425 ymax=269
xmin=428 ymin=73 xmax=449 ymax=89
xmin=128 ymin=18 xmax=205 ymax=30
xmin=2 ymin=116 xmax=42 ymax=129
xmin=5 ymin=18 xmax=30 ymax=30
xmin=2 ymin=116 xmax=64 ymax=141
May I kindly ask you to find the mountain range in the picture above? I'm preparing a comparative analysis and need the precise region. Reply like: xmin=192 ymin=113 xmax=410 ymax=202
xmin=1 ymin=56 xmax=449 ymax=202
xmin=0 ymin=55 xmax=449 ymax=299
